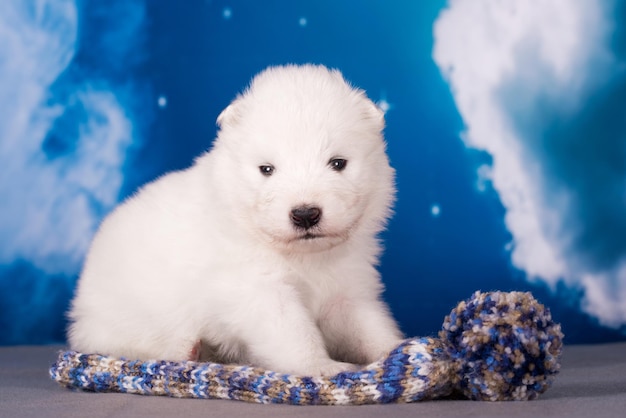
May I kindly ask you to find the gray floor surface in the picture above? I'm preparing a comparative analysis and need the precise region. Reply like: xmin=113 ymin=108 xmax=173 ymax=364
xmin=1 ymin=343 xmax=625 ymax=418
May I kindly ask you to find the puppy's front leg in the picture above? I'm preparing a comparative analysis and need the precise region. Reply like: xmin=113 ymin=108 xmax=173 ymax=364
xmin=236 ymin=282 xmax=354 ymax=376
xmin=320 ymin=297 xmax=404 ymax=366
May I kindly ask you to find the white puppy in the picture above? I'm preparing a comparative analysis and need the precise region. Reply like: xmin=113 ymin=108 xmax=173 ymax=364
xmin=68 ymin=64 xmax=403 ymax=376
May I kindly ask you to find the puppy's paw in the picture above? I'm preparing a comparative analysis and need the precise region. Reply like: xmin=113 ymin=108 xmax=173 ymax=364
xmin=313 ymin=360 xmax=359 ymax=376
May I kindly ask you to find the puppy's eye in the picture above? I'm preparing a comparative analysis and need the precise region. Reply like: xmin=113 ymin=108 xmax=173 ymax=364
xmin=329 ymin=158 xmax=348 ymax=172
xmin=259 ymin=164 xmax=275 ymax=176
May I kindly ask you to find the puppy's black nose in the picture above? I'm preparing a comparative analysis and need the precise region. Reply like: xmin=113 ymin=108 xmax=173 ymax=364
xmin=290 ymin=206 xmax=322 ymax=230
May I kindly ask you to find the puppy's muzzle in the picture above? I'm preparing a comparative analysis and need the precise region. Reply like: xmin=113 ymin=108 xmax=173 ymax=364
xmin=290 ymin=206 xmax=322 ymax=230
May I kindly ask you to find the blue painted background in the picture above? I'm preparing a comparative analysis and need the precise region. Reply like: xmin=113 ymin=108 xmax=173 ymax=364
xmin=1 ymin=0 xmax=625 ymax=345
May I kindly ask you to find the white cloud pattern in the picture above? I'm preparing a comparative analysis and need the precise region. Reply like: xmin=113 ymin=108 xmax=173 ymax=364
xmin=0 ymin=0 xmax=137 ymax=275
xmin=433 ymin=0 xmax=626 ymax=327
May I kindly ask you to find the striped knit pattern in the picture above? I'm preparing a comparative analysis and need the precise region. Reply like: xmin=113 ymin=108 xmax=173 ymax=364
xmin=50 ymin=291 xmax=563 ymax=405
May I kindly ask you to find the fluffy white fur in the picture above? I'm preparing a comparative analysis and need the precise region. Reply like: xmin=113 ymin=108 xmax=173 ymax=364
xmin=68 ymin=64 xmax=403 ymax=376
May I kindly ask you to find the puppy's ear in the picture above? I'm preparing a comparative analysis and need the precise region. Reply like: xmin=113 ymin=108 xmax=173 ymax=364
xmin=363 ymin=98 xmax=386 ymax=130
xmin=216 ymin=99 xmax=242 ymax=128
